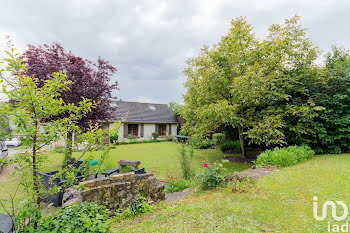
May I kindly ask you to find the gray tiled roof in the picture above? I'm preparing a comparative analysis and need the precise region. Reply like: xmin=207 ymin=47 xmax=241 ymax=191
xmin=111 ymin=101 xmax=178 ymax=123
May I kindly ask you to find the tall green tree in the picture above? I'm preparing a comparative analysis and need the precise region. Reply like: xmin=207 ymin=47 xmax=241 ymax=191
xmin=288 ymin=46 xmax=350 ymax=154
xmin=182 ymin=16 xmax=323 ymax=156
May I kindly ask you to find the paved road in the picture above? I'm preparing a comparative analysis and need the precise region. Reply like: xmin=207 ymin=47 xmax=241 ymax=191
xmin=7 ymin=145 xmax=50 ymax=156
xmin=7 ymin=147 xmax=25 ymax=156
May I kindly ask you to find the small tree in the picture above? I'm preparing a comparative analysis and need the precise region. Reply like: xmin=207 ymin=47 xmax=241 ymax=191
xmin=22 ymin=42 xmax=118 ymax=159
xmin=178 ymin=143 xmax=194 ymax=179
xmin=0 ymin=38 xmax=94 ymax=230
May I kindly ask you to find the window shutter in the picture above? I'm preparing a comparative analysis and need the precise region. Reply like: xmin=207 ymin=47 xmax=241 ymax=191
xmin=140 ymin=124 xmax=144 ymax=137
xmin=168 ymin=124 xmax=171 ymax=135
xmin=155 ymin=124 xmax=159 ymax=134
xmin=123 ymin=123 xmax=128 ymax=138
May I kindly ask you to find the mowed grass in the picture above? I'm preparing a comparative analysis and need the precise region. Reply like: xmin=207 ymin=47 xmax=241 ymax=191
xmin=0 ymin=142 xmax=250 ymax=213
xmin=45 ymin=142 xmax=250 ymax=179
xmin=39 ymin=142 xmax=250 ymax=179
xmin=113 ymin=154 xmax=350 ymax=233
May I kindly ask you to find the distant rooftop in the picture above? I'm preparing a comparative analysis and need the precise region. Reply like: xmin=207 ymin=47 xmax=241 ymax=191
xmin=111 ymin=101 xmax=178 ymax=123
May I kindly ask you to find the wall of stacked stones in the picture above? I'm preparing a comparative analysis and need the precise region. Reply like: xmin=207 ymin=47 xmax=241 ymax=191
xmin=62 ymin=172 xmax=165 ymax=213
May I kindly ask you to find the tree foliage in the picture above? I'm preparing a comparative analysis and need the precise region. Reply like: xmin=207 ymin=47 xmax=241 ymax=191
xmin=0 ymin=39 xmax=121 ymax=230
xmin=0 ymin=38 xmax=93 ymax=229
xmin=21 ymin=43 xmax=118 ymax=157
xmin=168 ymin=101 xmax=183 ymax=117
xmin=182 ymin=16 xmax=324 ymax=155
xmin=288 ymin=46 xmax=350 ymax=154
xmin=22 ymin=43 xmax=118 ymax=128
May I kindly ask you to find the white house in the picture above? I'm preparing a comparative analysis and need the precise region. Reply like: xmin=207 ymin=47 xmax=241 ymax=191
xmin=109 ymin=101 xmax=178 ymax=142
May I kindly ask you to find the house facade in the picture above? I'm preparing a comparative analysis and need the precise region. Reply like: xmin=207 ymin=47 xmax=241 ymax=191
xmin=110 ymin=101 xmax=178 ymax=141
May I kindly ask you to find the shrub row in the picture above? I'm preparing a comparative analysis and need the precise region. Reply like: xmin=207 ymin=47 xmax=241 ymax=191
xmin=255 ymin=145 xmax=315 ymax=168
xmin=114 ymin=137 xmax=172 ymax=145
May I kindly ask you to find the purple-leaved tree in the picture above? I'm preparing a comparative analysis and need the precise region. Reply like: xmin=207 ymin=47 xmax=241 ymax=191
xmin=22 ymin=43 xmax=118 ymax=158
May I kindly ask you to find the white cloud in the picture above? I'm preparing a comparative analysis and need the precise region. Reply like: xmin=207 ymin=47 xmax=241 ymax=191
xmin=0 ymin=0 xmax=350 ymax=104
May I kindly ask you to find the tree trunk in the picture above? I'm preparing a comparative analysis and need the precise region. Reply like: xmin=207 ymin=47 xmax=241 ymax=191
xmin=238 ymin=125 xmax=246 ymax=157
xmin=32 ymin=126 xmax=40 ymax=229
xmin=65 ymin=131 xmax=73 ymax=160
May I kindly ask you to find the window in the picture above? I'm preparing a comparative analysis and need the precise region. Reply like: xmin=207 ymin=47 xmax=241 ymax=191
xmin=128 ymin=124 xmax=138 ymax=136
xmin=158 ymin=124 xmax=167 ymax=136
xmin=148 ymin=105 xmax=156 ymax=110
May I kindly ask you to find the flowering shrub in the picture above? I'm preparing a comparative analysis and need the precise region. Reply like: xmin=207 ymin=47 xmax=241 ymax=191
xmin=198 ymin=162 xmax=224 ymax=190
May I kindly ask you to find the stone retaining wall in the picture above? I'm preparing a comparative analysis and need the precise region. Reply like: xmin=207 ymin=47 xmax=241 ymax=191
xmin=62 ymin=172 xmax=165 ymax=212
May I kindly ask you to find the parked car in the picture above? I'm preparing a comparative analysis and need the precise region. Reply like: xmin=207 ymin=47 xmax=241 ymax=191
xmin=0 ymin=142 xmax=8 ymax=173
xmin=5 ymin=138 xmax=21 ymax=147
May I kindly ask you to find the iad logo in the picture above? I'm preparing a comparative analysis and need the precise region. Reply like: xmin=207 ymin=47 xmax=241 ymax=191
xmin=313 ymin=196 xmax=349 ymax=232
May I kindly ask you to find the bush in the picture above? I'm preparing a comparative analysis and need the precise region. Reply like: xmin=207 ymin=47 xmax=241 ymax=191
xmin=189 ymin=134 xmax=213 ymax=149
xmin=166 ymin=179 xmax=191 ymax=193
xmin=188 ymin=133 xmax=202 ymax=149
xmin=166 ymin=135 xmax=173 ymax=141
xmin=200 ymin=138 xmax=213 ymax=149
xmin=109 ymin=134 xmax=118 ymax=144
xmin=151 ymin=132 xmax=159 ymax=140
xmin=51 ymin=146 xmax=65 ymax=153
xmin=255 ymin=145 xmax=315 ymax=168
xmin=37 ymin=202 xmax=110 ymax=233
xmin=212 ymin=133 xmax=225 ymax=145
xmin=119 ymin=195 xmax=154 ymax=218
xmin=198 ymin=162 xmax=224 ymax=190
xmin=219 ymin=140 xmax=241 ymax=153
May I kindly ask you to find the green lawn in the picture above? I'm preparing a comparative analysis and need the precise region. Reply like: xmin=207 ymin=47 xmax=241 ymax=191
xmin=2 ymin=143 xmax=348 ymax=232
xmin=39 ymin=142 xmax=250 ymax=179
xmin=112 ymin=154 xmax=350 ymax=233
xmin=0 ymin=142 xmax=250 ymax=213
xmin=43 ymin=142 xmax=250 ymax=179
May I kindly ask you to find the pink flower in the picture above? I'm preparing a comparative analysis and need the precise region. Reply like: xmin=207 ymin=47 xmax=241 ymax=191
xmin=203 ymin=163 xmax=209 ymax=168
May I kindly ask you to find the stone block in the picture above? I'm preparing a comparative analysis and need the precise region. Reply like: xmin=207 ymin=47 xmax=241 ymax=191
xmin=118 ymin=160 xmax=140 ymax=168
xmin=80 ymin=179 xmax=96 ymax=188
xmin=62 ymin=172 xmax=165 ymax=212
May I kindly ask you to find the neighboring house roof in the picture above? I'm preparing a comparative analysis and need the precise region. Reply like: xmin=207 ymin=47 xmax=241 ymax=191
xmin=111 ymin=101 xmax=178 ymax=123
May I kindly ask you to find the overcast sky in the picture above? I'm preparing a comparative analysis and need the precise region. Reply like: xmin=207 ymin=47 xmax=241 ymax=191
xmin=1 ymin=0 xmax=350 ymax=104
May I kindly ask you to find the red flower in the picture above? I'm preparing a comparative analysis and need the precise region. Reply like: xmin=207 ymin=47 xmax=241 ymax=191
xmin=203 ymin=163 xmax=209 ymax=168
